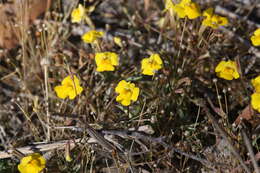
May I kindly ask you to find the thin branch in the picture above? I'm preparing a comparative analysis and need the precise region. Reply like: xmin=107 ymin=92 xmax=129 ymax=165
xmin=241 ymin=128 xmax=260 ymax=173
xmin=215 ymin=6 xmax=260 ymax=28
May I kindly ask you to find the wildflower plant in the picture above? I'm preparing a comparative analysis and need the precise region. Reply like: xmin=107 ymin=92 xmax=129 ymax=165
xmin=95 ymin=52 xmax=119 ymax=72
xmin=113 ymin=36 xmax=123 ymax=48
xmin=250 ymin=28 xmax=260 ymax=46
xmin=215 ymin=60 xmax=239 ymax=80
xmin=202 ymin=8 xmax=228 ymax=29
xmin=141 ymin=54 xmax=163 ymax=75
xmin=3 ymin=0 xmax=260 ymax=172
xmin=115 ymin=80 xmax=140 ymax=106
xmin=54 ymin=75 xmax=83 ymax=99
xmin=18 ymin=153 xmax=46 ymax=173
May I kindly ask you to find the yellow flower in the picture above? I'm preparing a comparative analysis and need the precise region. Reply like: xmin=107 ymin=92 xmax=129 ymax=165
xmin=113 ymin=36 xmax=123 ymax=47
xmin=141 ymin=54 xmax=163 ymax=75
xmin=82 ymin=30 xmax=104 ymax=44
xmin=251 ymin=75 xmax=260 ymax=93
xmin=215 ymin=60 xmax=239 ymax=80
xmin=71 ymin=4 xmax=86 ymax=23
xmin=171 ymin=0 xmax=201 ymax=19
xmin=202 ymin=8 xmax=228 ymax=29
xmin=115 ymin=80 xmax=140 ymax=106
xmin=95 ymin=52 xmax=119 ymax=72
xmin=54 ymin=75 xmax=83 ymax=100
xmin=251 ymin=93 xmax=260 ymax=113
xmin=250 ymin=28 xmax=260 ymax=46
xmin=18 ymin=153 xmax=46 ymax=173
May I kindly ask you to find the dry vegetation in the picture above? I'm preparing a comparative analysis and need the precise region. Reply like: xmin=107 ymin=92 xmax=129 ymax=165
xmin=0 ymin=0 xmax=259 ymax=172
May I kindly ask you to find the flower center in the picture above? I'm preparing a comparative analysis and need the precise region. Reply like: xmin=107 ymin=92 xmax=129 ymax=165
xmin=122 ymin=86 xmax=132 ymax=97
xmin=223 ymin=67 xmax=234 ymax=74
xmin=148 ymin=59 xmax=158 ymax=68
xmin=29 ymin=159 xmax=41 ymax=167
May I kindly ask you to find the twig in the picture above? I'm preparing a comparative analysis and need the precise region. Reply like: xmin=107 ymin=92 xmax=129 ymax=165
xmin=102 ymin=130 xmax=222 ymax=169
xmin=84 ymin=123 xmax=127 ymax=163
xmin=0 ymin=139 xmax=86 ymax=159
xmin=241 ymin=128 xmax=260 ymax=173
xmin=215 ymin=6 xmax=260 ymax=28
xmin=40 ymin=57 xmax=50 ymax=142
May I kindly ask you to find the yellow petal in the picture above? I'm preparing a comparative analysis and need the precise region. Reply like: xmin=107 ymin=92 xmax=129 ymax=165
xmin=68 ymin=90 xmax=77 ymax=100
xmin=254 ymin=28 xmax=260 ymax=36
xmin=71 ymin=4 xmax=85 ymax=23
xmin=219 ymin=16 xmax=228 ymax=26
xmin=55 ymin=75 xmax=83 ymax=99
xmin=110 ymin=53 xmax=119 ymax=66
xmin=116 ymin=95 xmax=123 ymax=102
xmin=252 ymin=76 xmax=260 ymax=92
xmin=67 ymin=86 xmax=83 ymax=100
xmin=61 ymin=75 xmax=79 ymax=86
xmin=217 ymin=72 xmax=233 ymax=80
xmin=172 ymin=5 xmax=186 ymax=18
xmin=251 ymin=35 xmax=260 ymax=46
xmin=54 ymin=85 xmax=70 ymax=99
xmin=203 ymin=8 xmax=213 ymax=18
xmin=232 ymin=71 xmax=240 ymax=79
xmin=251 ymin=93 xmax=260 ymax=112
xmin=114 ymin=37 xmax=123 ymax=47
xmin=131 ymin=87 xmax=140 ymax=101
xmin=115 ymin=80 xmax=127 ymax=93
xmin=185 ymin=3 xmax=201 ymax=19
xmin=180 ymin=0 xmax=191 ymax=5
xmin=82 ymin=30 xmax=104 ymax=43
xmin=215 ymin=61 xmax=226 ymax=72
xmin=151 ymin=54 xmax=162 ymax=65
xmin=95 ymin=52 xmax=119 ymax=72
xmin=121 ymin=99 xmax=131 ymax=106
xmin=18 ymin=153 xmax=46 ymax=173
xmin=215 ymin=60 xmax=239 ymax=80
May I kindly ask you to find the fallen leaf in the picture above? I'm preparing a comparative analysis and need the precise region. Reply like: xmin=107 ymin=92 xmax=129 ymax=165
xmin=234 ymin=105 xmax=254 ymax=125
xmin=0 ymin=0 xmax=51 ymax=50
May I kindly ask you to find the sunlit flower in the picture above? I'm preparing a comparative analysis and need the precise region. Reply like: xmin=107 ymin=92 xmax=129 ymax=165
xmin=251 ymin=75 xmax=260 ymax=93
xmin=82 ymin=30 xmax=104 ymax=44
xmin=18 ymin=153 xmax=46 ymax=173
xmin=141 ymin=54 xmax=163 ymax=75
xmin=202 ymin=8 xmax=228 ymax=29
xmin=215 ymin=60 xmax=239 ymax=80
xmin=54 ymin=75 xmax=83 ymax=99
xmin=170 ymin=0 xmax=201 ymax=19
xmin=251 ymin=93 xmax=260 ymax=113
xmin=113 ymin=36 xmax=123 ymax=47
xmin=250 ymin=28 xmax=260 ymax=46
xmin=71 ymin=4 xmax=86 ymax=23
xmin=115 ymin=80 xmax=140 ymax=106
xmin=95 ymin=52 xmax=119 ymax=72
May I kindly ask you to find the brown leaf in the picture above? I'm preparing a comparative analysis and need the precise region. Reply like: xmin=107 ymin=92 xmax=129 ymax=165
xmin=234 ymin=105 xmax=254 ymax=125
xmin=0 ymin=0 xmax=51 ymax=50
